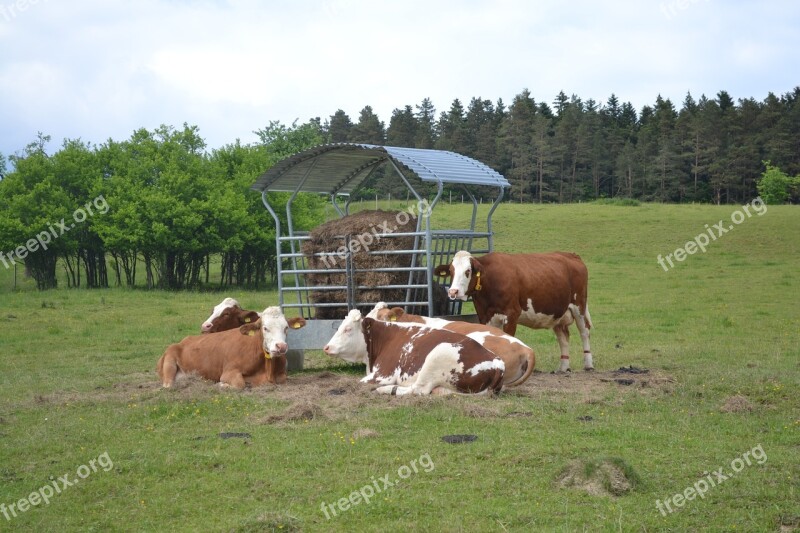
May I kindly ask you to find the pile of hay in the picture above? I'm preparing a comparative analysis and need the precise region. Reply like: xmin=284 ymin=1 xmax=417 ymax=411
xmin=302 ymin=210 xmax=417 ymax=319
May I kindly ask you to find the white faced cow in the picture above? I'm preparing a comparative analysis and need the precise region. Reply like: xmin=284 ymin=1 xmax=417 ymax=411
xmin=435 ymin=250 xmax=594 ymax=373
xmin=158 ymin=306 xmax=306 ymax=389
xmin=323 ymin=309 xmax=505 ymax=395
xmin=200 ymin=297 xmax=260 ymax=333
xmin=371 ymin=303 xmax=535 ymax=387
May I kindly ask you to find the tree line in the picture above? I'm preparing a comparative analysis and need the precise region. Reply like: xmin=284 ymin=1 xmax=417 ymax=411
xmin=0 ymin=123 xmax=326 ymax=290
xmin=1 ymin=87 xmax=797 ymax=290
xmin=328 ymin=88 xmax=799 ymax=205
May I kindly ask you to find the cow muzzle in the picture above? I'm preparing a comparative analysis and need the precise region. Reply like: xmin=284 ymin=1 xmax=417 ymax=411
xmin=268 ymin=342 xmax=288 ymax=357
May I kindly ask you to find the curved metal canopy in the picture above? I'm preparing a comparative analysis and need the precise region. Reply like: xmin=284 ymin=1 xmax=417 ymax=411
xmin=250 ymin=143 xmax=509 ymax=195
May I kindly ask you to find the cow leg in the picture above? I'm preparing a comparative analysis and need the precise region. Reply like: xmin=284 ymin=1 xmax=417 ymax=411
xmin=569 ymin=304 xmax=594 ymax=371
xmin=220 ymin=369 xmax=246 ymax=389
xmin=554 ymin=324 xmax=571 ymax=372
xmin=158 ymin=347 xmax=180 ymax=388
xmin=249 ymin=372 xmax=269 ymax=387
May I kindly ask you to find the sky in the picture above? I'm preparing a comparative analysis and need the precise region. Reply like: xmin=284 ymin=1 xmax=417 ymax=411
xmin=1 ymin=0 xmax=798 ymax=159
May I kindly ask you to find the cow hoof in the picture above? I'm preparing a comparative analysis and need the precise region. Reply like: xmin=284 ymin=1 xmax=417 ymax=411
xmin=584 ymin=367 xmax=595 ymax=372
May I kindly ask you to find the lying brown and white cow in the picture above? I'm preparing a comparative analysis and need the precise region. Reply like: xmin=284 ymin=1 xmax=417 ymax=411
xmin=435 ymin=250 xmax=594 ymax=373
xmin=323 ymin=309 xmax=505 ymax=395
xmin=200 ymin=297 xmax=260 ymax=333
xmin=157 ymin=306 xmax=306 ymax=388
xmin=371 ymin=303 xmax=535 ymax=387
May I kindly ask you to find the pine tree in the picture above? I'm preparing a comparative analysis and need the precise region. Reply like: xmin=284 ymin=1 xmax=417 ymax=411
xmin=387 ymin=106 xmax=417 ymax=147
xmin=349 ymin=106 xmax=386 ymax=144
xmin=327 ymin=110 xmax=353 ymax=143
xmin=414 ymin=98 xmax=436 ymax=149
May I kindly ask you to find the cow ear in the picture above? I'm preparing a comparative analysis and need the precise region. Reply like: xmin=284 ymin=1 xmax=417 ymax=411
xmin=287 ymin=317 xmax=306 ymax=330
xmin=470 ymin=257 xmax=482 ymax=275
xmin=433 ymin=265 xmax=451 ymax=278
xmin=239 ymin=320 xmax=261 ymax=336
xmin=361 ymin=317 xmax=373 ymax=333
xmin=239 ymin=310 xmax=260 ymax=325
xmin=389 ymin=307 xmax=405 ymax=321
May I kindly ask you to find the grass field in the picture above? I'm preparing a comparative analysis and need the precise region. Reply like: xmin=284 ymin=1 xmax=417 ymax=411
xmin=0 ymin=202 xmax=798 ymax=532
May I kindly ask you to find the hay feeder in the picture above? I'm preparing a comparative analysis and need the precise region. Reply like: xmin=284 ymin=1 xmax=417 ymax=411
xmin=251 ymin=144 xmax=510 ymax=368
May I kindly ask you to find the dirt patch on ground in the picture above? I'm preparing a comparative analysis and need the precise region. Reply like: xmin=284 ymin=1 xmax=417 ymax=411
xmin=507 ymin=367 xmax=675 ymax=404
xmin=720 ymin=394 xmax=755 ymax=413
xmin=26 ymin=365 xmax=675 ymax=426
xmin=555 ymin=457 xmax=640 ymax=497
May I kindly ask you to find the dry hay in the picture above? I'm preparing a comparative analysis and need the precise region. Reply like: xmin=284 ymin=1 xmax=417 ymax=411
xmin=556 ymin=457 xmax=640 ymax=497
xmin=302 ymin=210 xmax=418 ymax=319
xmin=720 ymin=394 xmax=755 ymax=413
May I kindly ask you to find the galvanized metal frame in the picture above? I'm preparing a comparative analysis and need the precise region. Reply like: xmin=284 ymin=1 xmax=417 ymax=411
xmin=255 ymin=145 xmax=509 ymax=320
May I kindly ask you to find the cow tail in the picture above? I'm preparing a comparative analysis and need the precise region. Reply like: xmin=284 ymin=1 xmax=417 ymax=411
xmin=504 ymin=349 xmax=536 ymax=388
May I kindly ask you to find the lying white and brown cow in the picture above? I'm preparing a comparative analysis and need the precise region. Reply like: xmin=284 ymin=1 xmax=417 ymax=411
xmin=157 ymin=306 xmax=306 ymax=388
xmin=200 ymin=297 xmax=260 ymax=333
xmin=435 ymin=250 xmax=594 ymax=373
xmin=323 ymin=309 xmax=505 ymax=395
xmin=371 ymin=304 xmax=534 ymax=387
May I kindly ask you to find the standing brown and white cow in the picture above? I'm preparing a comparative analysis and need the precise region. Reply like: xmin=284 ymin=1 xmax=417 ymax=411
xmin=158 ymin=306 xmax=306 ymax=388
xmin=200 ymin=297 xmax=260 ymax=333
xmin=371 ymin=304 xmax=535 ymax=387
xmin=435 ymin=250 xmax=594 ymax=372
xmin=323 ymin=309 xmax=505 ymax=395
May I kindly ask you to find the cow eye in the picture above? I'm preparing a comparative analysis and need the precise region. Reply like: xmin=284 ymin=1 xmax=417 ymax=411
xmin=465 ymin=269 xmax=471 ymax=278
xmin=344 ymin=326 xmax=352 ymax=333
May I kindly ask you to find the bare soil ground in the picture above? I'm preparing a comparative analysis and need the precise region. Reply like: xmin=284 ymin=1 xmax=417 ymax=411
xmin=31 ymin=365 xmax=676 ymax=427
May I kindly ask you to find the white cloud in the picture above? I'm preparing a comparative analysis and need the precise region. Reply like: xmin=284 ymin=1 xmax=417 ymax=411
xmin=0 ymin=0 xmax=798 ymax=156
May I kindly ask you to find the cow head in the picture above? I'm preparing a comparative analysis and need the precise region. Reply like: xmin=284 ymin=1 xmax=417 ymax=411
xmin=435 ymin=251 xmax=482 ymax=301
xmin=240 ymin=306 xmax=306 ymax=358
xmin=201 ymin=297 xmax=260 ymax=333
xmin=374 ymin=306 xmax=405 ymax=322
xmin=323 ymin=309 xmax=368 ymax=364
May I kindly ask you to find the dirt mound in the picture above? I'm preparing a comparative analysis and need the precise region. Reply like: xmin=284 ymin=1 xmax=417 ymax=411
xmin=262 ymin=400 xmax=323 ymax=424
xmin=556 ymin=457 xmax=640 ymax=497
xmin=720 ymin=394 xmax=754 ymax=413
xmin=351 ymin=428 xmax=380 ymax=440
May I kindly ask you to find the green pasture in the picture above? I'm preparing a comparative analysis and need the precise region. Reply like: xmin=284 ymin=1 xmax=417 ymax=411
xmin=0 ymin=202 xmax=798 ymax=532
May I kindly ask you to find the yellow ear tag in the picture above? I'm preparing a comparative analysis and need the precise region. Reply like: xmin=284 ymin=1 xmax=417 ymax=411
xmin=475 ymin=271 xmax=482 ymax=291
xmin=263 ymin=348 xmax=271 ymax=359
xmin=390 ymin=316 xmax=397 ymax=322
xmin=292 ymin=322 xmax=301 ymax=329
xmin=245 ymin=317 xmax=251 ymax=323
xmin=248 ymin=330 xmax=255 ymax=336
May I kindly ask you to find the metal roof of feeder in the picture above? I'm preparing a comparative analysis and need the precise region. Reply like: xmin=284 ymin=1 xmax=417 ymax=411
xmin=250 ymin=143 xmax=510 ymax=195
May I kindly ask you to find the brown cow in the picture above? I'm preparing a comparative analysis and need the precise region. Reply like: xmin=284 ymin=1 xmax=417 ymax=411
xmin=435 ymin=250 xmax=594 ymax=372
xmin=323 ymin=309 xmax=505 ymax=395
xmin=200 ymin=297 xmax=260 ymax=333
xmin=157 ymin=306 xmax=306 ymax=388
xmin=371 ymin=304 xmax=535 ymax=387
